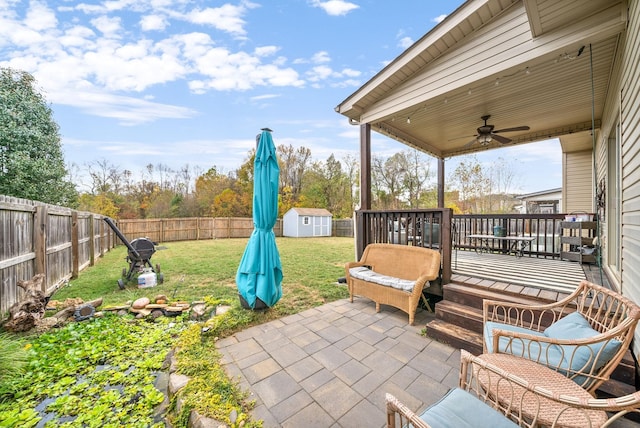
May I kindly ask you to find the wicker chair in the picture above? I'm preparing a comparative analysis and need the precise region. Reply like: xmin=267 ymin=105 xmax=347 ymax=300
xmin=386 ymin=349 xmax=640 ymax=428
xmin=483 ymin=280 xmax=640 ymax=393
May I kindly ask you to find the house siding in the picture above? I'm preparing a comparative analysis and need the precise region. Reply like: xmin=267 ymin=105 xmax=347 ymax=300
xmin=617 ymin=0 xmax=640 ymax=357
xmin=563 ymin=150 xmax=594 ymax=213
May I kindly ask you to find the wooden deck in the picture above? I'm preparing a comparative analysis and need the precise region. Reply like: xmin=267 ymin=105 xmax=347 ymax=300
xmin=452 ymin=249 xmax=608 ymax=295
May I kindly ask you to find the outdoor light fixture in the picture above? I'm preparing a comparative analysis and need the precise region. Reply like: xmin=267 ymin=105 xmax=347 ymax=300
xmin=407 ymin=117 xmax=411 ymax=124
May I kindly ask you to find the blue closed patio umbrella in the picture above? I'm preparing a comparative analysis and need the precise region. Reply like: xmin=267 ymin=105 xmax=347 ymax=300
xmin=236 ymin=128 xmax=283 ymax=309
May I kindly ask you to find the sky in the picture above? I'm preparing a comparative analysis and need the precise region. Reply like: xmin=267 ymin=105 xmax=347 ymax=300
xmin=0 ymin=0 xmax=562 ymax=194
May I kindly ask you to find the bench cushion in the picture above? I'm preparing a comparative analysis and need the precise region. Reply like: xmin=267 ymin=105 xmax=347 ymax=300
xmin=419 ymin=387 xmax=518 ymax=428
xmin=348 ymin=266 xmax=416 ymax=292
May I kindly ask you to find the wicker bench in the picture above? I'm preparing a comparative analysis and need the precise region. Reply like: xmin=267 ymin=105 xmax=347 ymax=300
xmin=345 ymin=243 xmax=441 ymax=325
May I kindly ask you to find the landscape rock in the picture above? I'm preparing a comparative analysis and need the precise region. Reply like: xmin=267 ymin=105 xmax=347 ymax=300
xmin=216 ymin=305 xmax=231 ymax=316
xmin=132 ymin=297 xmax=150 ymax=309
xmin=168 ymin=373 xmax=190 ymax=395
xmin=190 ymin=302 xmax=209 ymax=320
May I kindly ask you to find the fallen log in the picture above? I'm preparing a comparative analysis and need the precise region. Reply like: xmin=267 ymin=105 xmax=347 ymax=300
xmin=3 ymin=274 xmax=47 ymax=333
xmin=37 ymin=298 xmax=104 ymax=331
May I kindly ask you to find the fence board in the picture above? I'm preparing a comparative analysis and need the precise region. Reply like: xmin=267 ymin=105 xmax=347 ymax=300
xmin=1 ymin=198 xmax=353 ymax=314
xmin=0 ymin=195 xmax=116 ymax=313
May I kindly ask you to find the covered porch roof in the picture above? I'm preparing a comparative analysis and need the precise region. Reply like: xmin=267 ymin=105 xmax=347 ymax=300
xmin=335 ymin=0 xmax=626 ymax=159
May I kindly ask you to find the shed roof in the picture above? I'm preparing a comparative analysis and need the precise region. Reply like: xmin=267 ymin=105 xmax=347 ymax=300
xmin=288 ymin=208 xmax=332 ymax=216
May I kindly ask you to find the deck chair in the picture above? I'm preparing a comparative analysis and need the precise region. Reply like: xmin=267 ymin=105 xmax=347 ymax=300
xmin=386 ymin=349 xmax=640 ymax=428
xmin=483 ymin=280 xmax=640 ymax=393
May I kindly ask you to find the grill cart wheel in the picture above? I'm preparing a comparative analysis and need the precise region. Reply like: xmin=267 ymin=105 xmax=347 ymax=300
xmin=117 ymin=279 xmax=125 ymax=290
xmin=158 ymin=273 xmax=164 ymax=284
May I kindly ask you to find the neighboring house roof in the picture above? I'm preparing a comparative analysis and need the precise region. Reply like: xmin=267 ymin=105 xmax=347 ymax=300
xmin=287 ymin=208 xmax=332 ymax=216
xmin=516 ymin=188 xmax=562 ymax=200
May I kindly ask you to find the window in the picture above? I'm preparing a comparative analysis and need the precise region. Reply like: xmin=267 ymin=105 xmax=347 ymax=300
xmin=303 ymin=216 xmax=310 ymax=225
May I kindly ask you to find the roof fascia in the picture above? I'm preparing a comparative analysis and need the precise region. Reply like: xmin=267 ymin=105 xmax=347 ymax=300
xmin=336 ymin=0 xmax=491 ymax=115
xmin=360 ymin=3 xmax=626 ymax=124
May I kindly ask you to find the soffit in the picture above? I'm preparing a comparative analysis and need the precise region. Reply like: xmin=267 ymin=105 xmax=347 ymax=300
xmin=335 ymin=0 xmax=626 ymax=159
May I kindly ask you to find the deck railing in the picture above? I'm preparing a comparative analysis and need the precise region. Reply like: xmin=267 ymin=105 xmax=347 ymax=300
xmin=354 ymin=211 xmax=594 ymax=287
xmin=453 ymin=213 xmax=569 ymax=258
xmin=354 ymin=209 xmax=453 ymax=285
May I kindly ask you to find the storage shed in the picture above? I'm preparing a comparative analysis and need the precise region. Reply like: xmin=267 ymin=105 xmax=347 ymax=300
xmin=283 ymin=208 xmax=332 ymax=237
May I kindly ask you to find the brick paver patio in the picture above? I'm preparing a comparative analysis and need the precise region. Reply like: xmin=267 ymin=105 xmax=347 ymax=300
xmin=216 ymin=299 xmax=460 ymax=428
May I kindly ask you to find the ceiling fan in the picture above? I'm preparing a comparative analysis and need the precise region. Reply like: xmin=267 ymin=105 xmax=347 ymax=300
xmin=463 ymin=115 xmax=530 ymax=147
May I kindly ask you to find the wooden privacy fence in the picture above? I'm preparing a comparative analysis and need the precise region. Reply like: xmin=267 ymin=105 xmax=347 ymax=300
xmin=0 ymin=196 xmax=115 ymax=315
xmin=116 ymin=217 xmax=354 ymax=242
xmin=0 ymin=196 xmax=355 ymax=315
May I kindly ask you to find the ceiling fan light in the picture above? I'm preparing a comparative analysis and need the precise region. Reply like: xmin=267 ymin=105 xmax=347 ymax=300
xmin=478 ymin=134 xmax=492 ymax=145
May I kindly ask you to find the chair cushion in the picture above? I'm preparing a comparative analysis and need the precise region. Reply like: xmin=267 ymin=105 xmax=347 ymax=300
xmin=348 ymin=266 xmax=416 ymax=292
xmin=484 ymin=322 xmax=563 ymax=367
xmin=484 ymin=312 xmax=623 ymax=389
xmin=543 ymin=312 xmax=622 ymax=380
xmin=419 ymin=387 xmax=518 ymax=428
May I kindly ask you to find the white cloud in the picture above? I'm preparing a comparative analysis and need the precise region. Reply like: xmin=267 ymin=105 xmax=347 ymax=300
xmin=307 ymin=65 xmax=333 ymax=82
xmin=183 ymin=1 xmax=258 ymax=37
xmin=25 ymin=1 xmax=57 ymax=31
xmin=53 ymin=89 xmax=197 ymax=125
xmin=398 ymin=36 xmax=413 ymax=49
xmin=254 ymin=45 xmax=279 ymax=57
xmin=250 ymin=93 xmax=280 ymax=101
xmin=433 ymin=14 xmax=447 ymax=24
xmin=311 ymin=51 xmax=330 ymax=63
xmin=310 ymin=0 xmax=359 ymax=16
xmin=90 ymin=15 xmax=122 ymax=37
xmin=140 ymin=14 xmax=167 ymax=31
xmin=340 ymin=68 xmax=360 ymax=77
xmin=0 ymin=0 xmax=358 ymax=125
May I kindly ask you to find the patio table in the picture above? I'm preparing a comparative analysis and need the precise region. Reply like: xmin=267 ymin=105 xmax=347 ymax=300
xmin=467 ymin=234 xmax=535 ymax=257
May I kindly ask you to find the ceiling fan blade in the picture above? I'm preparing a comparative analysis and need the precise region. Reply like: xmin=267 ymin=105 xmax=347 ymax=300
xmin=448 ymin=134 xmax=476 ymax=142
xmin=463 ymin=138 xmax=478 ymax=148
xmin=492 ymin=134 xmax=512 ymax=144
xmin=493 ymin=126 xmax=530 ymax=133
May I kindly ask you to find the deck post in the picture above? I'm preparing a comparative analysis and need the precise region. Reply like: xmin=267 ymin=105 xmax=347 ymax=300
xmin=437 ymin=158 xmax=445 ymax=208
xmin=360 ymin=123 xmax=371 ymax=210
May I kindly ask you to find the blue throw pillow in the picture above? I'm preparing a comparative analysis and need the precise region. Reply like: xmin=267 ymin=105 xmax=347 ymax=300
xmin=419 ymin=388 xmax=518 ymax=428
xmin=484 ymin=321 xmax=564 ymax=366
xmin=543 ymin=312 xmax=622 ymax=380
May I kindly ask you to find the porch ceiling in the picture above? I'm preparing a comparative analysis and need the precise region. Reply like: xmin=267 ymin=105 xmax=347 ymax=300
xmin=335 ymin=0 xmax=626 ymax=159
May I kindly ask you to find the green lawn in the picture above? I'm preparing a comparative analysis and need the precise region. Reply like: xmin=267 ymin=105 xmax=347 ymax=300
xmin=4 ymin=237 xmax=355 ymax=427
xmin=53 ymin=236 xmax=354 ymax=314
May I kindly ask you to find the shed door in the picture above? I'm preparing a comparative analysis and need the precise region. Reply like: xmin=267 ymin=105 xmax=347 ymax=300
xmin=313 ymin=216 xmax=329 ymax=236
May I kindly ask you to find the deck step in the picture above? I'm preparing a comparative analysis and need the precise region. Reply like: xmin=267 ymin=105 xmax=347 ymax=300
xmin=598 ymin=377 xmax=637 ymax=399
xmin=435 ymin=300 xmax=484 ymax=334
xmin=424 ymin=318 xmax=483 ymax=355
xmin=611 ymin=351 xmax=636 ymax=385
xmin=444 ymin=282 xmax=558 ymax=310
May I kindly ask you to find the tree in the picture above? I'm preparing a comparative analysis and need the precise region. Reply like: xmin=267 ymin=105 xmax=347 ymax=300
xmin=278 ymin=144 xmax=311 ymax=195
xmin=449 ymin=155 xmax=489 ymax=213
xmin=372 ymin=153 xmax=407 ymax=209
xmin=0 ymin=68 xmax=77 ymax=206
